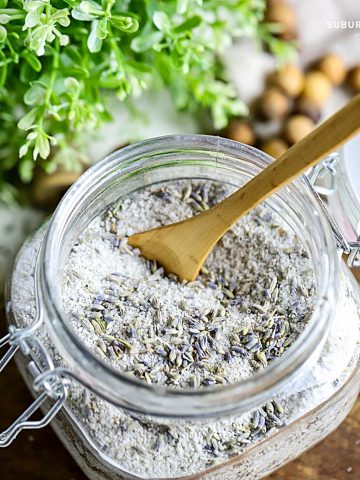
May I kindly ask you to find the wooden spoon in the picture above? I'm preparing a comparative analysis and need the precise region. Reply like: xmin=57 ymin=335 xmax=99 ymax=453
xmin=128 ymin=94 xmax=360 ymax=281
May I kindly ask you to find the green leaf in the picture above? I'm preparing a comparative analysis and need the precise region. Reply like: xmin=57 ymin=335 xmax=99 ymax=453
xmin=64 ymin=76 xmax=80 ymax=93
xmin=211 ymin=102 xmax=227 ymax=130
xmin=127 ymin=60 xmax=153 ymax=73
xmin=28 ymin=24 xmax=48 ymax=55
xmin=24 ymin=52 xmax=42 ymax=72
xmin=87 ymin=20 xmax=103 ymax=52
xmin=177 ymin=0 xmax=189 ymax=15
xmin=268 ymin=37 xmax=297 ymax=64
xmin=29 ymin=80 xmax=48 ymax=89
xmin=173 ymin=16 xmax=202 ymax=34
xmin=18 ymin=158 xmax=35 ymax=183
xmin=62 ymin=66 xmax=89 ymax=78
xmin=98 ymin=108 xmax=112 ymax=122
xmin=20 ymin=62 xmax=33 ymax=84
xmin=59 ymin=34 xmax=70 ymax=46
xmin=79 ymin=0 xmax=102 ymax=15
xmin=72 ymin=8 xmax=96 ymax=21
xmin=25 ymin=8 xmax=43 ymax=28
xmin=153 ymin=11 xmax=171 ymax=33
xmin=61 ymin=46 xmax=83 ymax=64
xmin=99 ymin=75 xmax=120 ymax=88
xmin=96 ymin=18 xmax=108 ymax=39
xmin=24 ymin=85 xmax=44 ymax=105
xmin=111 ymin=15 xmax=139 ymax=33
xmin=19 ymin=143 xmax=29 ymax=158
xmin=0 ymin=181 xmax=16 ymax=205
xmin=37 ymin=132 xmax=51 ymax=159
xmin=0 ymin=14 xmax=10 ymax=24
xmin=0 ymin=25 xmax=6 ymax=43
xmin=57 ymin=11 xmax=71 ymax=27
xmin=130 ymin=31 xmax=163 ymax=52
xmin=17 ymin=108 xmax=38 ymax=130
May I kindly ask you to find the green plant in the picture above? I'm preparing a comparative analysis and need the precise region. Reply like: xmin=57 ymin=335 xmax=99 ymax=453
xmin=0 ymin=0 xmax=294 ymax=201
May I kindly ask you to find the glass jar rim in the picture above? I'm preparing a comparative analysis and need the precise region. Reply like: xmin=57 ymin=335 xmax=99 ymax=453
xmin=39 ymin=134 xmax=339 ymax=417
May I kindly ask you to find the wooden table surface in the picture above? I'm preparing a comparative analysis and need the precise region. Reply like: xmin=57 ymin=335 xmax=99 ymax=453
xmin=0 ymin=268 xmax=359 ymax=480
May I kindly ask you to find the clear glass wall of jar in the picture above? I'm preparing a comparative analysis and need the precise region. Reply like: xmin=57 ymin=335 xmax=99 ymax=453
xmin=2 ymin=135 xmax=360 ymax=479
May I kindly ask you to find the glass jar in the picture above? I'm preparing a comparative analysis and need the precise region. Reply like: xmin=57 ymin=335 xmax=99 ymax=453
xmin=1 ymin=135 xmax=360 ymax=479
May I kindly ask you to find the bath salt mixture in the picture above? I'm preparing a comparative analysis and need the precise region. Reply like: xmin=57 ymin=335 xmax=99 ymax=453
xmin=9 ymin=178 xmax=360 ymax=479
xmin=62 ymin=180 xmax=316 ymax=388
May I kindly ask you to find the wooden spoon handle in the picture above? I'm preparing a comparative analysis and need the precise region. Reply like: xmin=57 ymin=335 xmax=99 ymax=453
xmin=213 ymin=94 xmax=360 ymax=228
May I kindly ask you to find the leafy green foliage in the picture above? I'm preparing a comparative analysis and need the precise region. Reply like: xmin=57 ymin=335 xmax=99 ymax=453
xmin=0 ymin=0 xmax=289 ymax=201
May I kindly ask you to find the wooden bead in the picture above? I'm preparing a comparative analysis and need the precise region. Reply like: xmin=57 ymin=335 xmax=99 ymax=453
xmin=225 ymin=120 xmax=256 ymax=145
xmin=348 ymin=66 xmax=360 ymax=92
xmin=267 ymin=0 xmax=286 ymax=6
xmin=260 ymin=87 xmax=290 ymax=120
xmin=266 ymin=4 xmax=297 ymax=38
xmin=294 ymin=98 xmax=321 ymax=124
xmin=261 ymin=138 xmax=289 ymax=158
xmin=284 ymin=114 xmax=315 ymax=144
xmin=303 ymin=71 xmax=332 ymax=106
xmin=271 ymin=64 xmax=304 ymax=97
xmin=33 ymin=167 xmax=82 ymax=206
xmin=278 ymin=29 xmax=298 ymax=42
xmin=318 ymin=53 xmax=347 ymax=86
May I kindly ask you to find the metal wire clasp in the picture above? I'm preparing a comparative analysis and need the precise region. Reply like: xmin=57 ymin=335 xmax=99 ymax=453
xmin=306 ymin=153 xmax=360 ymax=267
xmin=0 ymin=324 xmax=38 ymax=372
xmin=0 ymin=253 xmax=70 ymax=446
xmin=307 ymin=152 xmax=339 ymax=196
xmin=0 ymin=364 xmax=70 ymax=447
xmin=0 ymin=328 xmax=70 ymax=447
